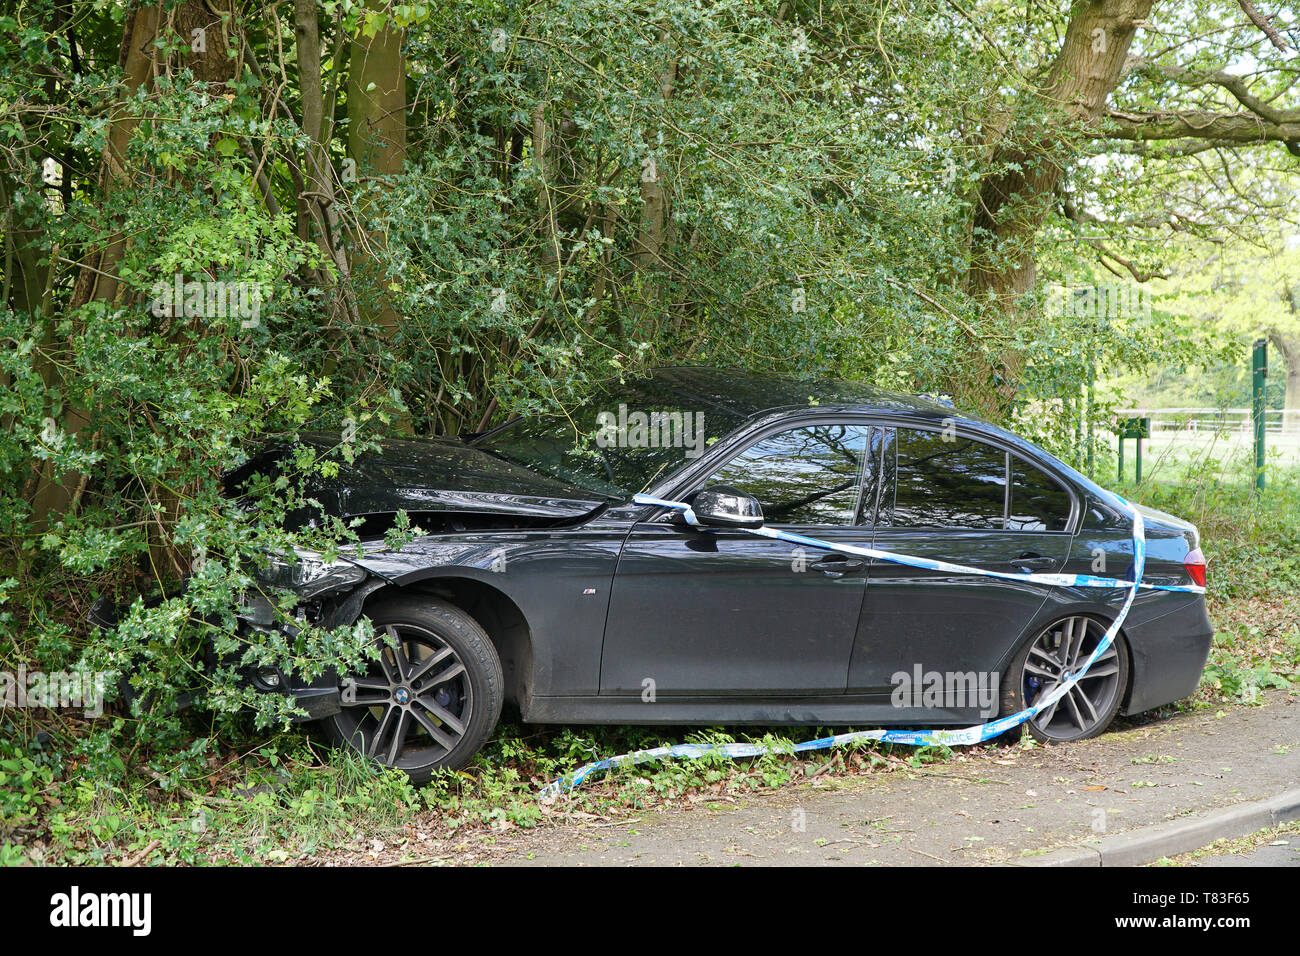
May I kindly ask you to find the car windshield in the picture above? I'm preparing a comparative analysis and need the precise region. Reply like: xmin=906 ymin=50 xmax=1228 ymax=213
xmin=472 ymin=377 xmax=747 ymax=497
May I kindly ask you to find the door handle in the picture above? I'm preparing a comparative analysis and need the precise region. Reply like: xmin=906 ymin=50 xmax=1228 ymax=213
xmin=809 ymin=556 xmax=866 ymax=576
xmin=1013 ymin=555 xmax=1057 ymax=571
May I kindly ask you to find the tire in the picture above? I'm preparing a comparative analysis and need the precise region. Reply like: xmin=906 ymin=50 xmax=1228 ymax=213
xmin=321 ymin=597 xmax=503 ymax=783
xmin=999 ymin=615 xmax=1130 ymax=744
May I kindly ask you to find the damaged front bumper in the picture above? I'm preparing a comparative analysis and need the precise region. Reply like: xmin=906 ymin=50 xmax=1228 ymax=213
xmin=234 ymin=576 xmax=388 ymax=722
xmin=88 ymin=570 xmax=387 ymax=724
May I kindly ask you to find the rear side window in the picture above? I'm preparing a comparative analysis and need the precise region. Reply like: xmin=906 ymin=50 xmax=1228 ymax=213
xmin=880 ymin=428 xmax=1072 ymax=531
xmin=706 ymin=424 xmax=870 ymax=525
xmin=890 ymin=429 xmax=1006 ymax=530
xmin=1007 ymin=457 xmax=1072 ymax=531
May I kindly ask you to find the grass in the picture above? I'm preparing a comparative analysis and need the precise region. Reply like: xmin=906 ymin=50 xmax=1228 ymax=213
xmin=1150 ymin=819 xmax=1300 ymax=867
xmin=3 ymin=719 xmax=964 ymax=864
xmin=3 ymin=460 xmax=1298 ymax=866
xmin=1115 ymin=454 xmax=1300 ymax=709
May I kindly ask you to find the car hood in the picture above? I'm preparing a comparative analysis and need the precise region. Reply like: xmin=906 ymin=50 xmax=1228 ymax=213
xmin=227 ymin=433 xmax=613 ymax=525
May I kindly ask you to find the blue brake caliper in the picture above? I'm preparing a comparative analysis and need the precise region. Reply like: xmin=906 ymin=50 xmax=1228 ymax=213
xmin=1025 ymin=675 xmax=1042 ymax=705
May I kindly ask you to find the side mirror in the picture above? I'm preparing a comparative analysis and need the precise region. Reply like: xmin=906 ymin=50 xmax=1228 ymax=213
xmin=692 ymin=485 xmax=764 ymax=529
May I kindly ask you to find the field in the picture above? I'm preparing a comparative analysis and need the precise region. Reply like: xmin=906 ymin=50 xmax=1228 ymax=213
xmin=1105 ymin=410 xmax=1300 ymax=474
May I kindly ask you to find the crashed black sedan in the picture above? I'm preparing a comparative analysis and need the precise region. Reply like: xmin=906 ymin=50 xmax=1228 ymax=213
xmin=222 ymin=367 xmax=1212 ymax=782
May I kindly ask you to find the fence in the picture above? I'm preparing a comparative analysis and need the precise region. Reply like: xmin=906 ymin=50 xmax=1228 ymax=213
xmin=1112 ymin=407 xmax=1300 ymax=473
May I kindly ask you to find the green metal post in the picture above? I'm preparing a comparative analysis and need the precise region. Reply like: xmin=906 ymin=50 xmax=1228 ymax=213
xmin=1252 ymin=338 xmax=1267 ymax=493
xmin=1135 ymin=431 xmax=1142 ymax=484
xmin=1085 ymin=374 xmax=1095 ymax=475
xmin=1118 ymin=435 xmax=1124 ymax=483
xmin=1075 ymin=395 xmax=1083 ymax=462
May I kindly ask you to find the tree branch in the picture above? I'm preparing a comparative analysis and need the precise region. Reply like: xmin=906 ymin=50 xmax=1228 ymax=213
xmin=1237 ymin=0 xmax=1291 ymax=52
xmin=1098 ymin=108 xmax=1300 ymax=155
xmin=1058 ymin=195 xmax=1168 ymax=281
xmin=1130 ymin=61 xmax=1300 ymax=125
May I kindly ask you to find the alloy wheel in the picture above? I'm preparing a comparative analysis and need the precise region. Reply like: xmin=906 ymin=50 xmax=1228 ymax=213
xmin=336 ymin=623 xmax=473 ymax=770
xmin=1021 ymin=615 xmax=1122 ymax=739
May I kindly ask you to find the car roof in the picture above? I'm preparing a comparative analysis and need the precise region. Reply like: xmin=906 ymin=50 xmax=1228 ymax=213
xmin=641 ymin=367 xmax=1116 ymax=516
xmin=644 ymin=366 xmax=973 ymax=424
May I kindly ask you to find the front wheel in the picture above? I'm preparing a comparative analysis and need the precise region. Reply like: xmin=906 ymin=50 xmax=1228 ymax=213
xmin=321 ymin=598 xmax=503 ymax=783
xmin=1001 ymin=615 xmax=1129 ymax=743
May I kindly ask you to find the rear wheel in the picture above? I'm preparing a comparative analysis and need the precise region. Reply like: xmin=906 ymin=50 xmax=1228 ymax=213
xmin=321 ymin=598 xmax=503 ymax=783
xmin=1001 ymin=615 xmax=1129 ymax=743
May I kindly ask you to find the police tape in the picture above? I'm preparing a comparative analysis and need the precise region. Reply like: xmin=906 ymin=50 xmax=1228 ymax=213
xmin=537 ymin=492 xmax=1204 ymax=799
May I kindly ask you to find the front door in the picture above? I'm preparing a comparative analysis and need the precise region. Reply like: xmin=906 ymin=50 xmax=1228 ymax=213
xmin=601 ymin=422 xmax=877 ymax=697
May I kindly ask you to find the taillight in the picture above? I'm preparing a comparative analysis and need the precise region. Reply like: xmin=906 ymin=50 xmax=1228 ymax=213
xmin=1184 ymin=547 xmax=1207 ymax=588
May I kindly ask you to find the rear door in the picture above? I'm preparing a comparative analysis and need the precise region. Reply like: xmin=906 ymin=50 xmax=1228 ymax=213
xmin=846 ymin=425 xmax=1078 ymax=703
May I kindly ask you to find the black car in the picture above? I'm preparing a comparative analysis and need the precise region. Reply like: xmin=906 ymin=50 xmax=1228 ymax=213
xmin=229 ymin=367 xmax=1213 ymax=782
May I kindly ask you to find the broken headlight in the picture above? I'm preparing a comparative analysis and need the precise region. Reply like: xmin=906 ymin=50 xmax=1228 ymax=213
xmin=257 ymin=548 xmax=367 ymax=599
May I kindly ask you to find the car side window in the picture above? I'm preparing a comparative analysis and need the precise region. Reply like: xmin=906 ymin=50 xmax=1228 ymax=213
xmin=705 ymin=424 xmax=870 ymax=525
xmin=1007 ymin=456 xmax=1072 ymax=531
xmin=889 ymin=428 xmax=1007 ymax=530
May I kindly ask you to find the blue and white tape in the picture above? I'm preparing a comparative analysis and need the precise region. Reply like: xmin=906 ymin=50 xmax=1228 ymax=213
xmin=537 ymin=492 xmax=1203 ymax=799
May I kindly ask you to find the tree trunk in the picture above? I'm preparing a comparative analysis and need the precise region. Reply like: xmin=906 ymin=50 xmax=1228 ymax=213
xmin=31 ymin=1 xmax=238 ymax=532
xmin=533 ymin=103 xmax=560 ymax=276
xmin=296 ymin=0 xmax=356 ymax=328
xmin=70 ymin=2 xmax=161 ymax=310
xmin=346 ymin=0 xmax=406 ymax=333
xmin=961 ymin=0 xmax=1154 ymax=417
xmin=168 ymin=0 xmax=236 ymax=86
xmin=1267 ymin=328 xmax=1300 ymax=433
xmin=632 ymin=50 xmax=677 ymax=274
xmin=28 ymin=3 xmax=162 ymax=526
